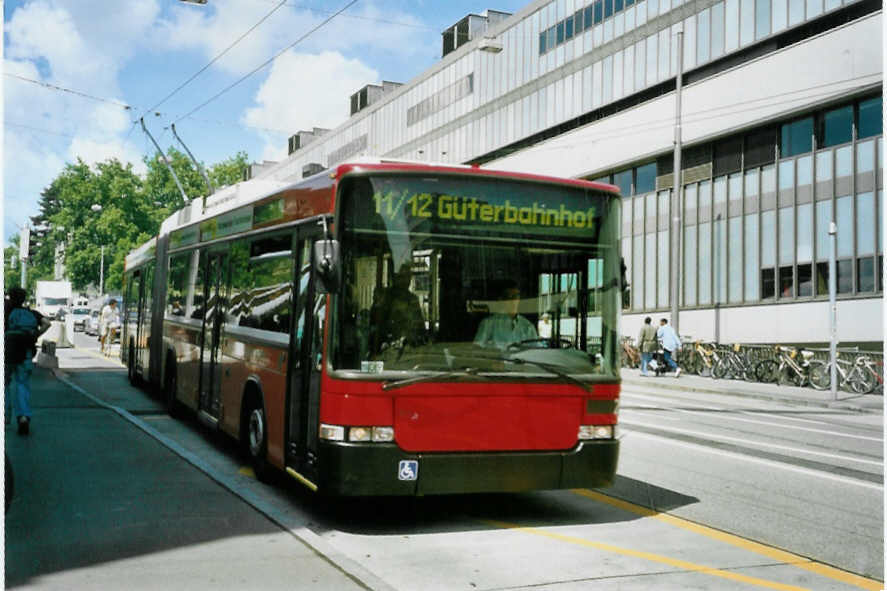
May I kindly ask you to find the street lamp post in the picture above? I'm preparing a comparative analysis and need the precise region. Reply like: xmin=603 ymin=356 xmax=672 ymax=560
xmin=91 ymin=204 xmax=105 ymax=297
xmin=828 ymin=221 xmax=837 ymax=399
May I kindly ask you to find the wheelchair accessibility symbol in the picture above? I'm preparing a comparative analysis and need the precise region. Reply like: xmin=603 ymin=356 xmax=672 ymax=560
xmin=398 ymin=460 xmax=418 ymax=481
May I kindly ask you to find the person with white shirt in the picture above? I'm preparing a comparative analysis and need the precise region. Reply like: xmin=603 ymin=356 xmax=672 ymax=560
xmin=656 ymin=317 xmax=682 ymax=377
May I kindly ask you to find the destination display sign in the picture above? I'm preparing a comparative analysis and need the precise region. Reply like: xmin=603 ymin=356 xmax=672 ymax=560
xmin=345 ymin=175 xmax=609 ymax=240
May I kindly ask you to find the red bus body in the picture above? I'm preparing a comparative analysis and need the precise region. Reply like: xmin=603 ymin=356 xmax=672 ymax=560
xmin=123 ymin=161 xmax=621 ymax=496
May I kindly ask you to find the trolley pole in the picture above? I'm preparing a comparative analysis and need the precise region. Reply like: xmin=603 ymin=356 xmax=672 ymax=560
xmin=670 ymin=29 xmax=684 ymax=334
xmin=828 ymin=221 xmax=837 ymax=399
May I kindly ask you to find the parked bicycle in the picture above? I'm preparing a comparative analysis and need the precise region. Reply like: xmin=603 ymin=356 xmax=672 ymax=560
xmin=683 ymin=341 xmax=721 ymax=377
xmin=621 ymin=337 xmax=640 ymax=369
xmin=754 ymin=346 xmax=816 ymax=387
xmin=808 ymin=353 xmax=879 ymax=394
xmin=712 ymin=343 xmax=756 ymax=381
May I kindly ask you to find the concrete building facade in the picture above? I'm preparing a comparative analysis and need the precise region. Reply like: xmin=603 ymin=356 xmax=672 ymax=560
xmin=259 ymin=0 xmax=883 ymax=345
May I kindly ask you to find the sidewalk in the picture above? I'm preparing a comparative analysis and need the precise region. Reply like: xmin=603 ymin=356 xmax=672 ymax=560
xmin=620 ymin=367 xmax=883 ymax=414
xmin=4 ymin=365 xmax=371 ymax=590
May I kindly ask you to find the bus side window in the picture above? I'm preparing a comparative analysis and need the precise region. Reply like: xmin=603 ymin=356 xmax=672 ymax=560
xmin=292 ymin=240 xmax=312 ymax=367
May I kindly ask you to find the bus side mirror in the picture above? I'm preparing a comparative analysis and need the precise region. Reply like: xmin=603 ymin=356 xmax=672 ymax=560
xmin=313 ymin=239 xmax=340 ymax=294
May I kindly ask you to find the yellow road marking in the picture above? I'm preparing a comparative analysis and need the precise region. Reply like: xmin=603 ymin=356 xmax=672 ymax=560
xmin=484 ymin=518 xmax=810 ymax=591
xmin=572 ymin=489 xmax=883 ymax=591
xmin=238 ymin=466 xmax=256 ymax=478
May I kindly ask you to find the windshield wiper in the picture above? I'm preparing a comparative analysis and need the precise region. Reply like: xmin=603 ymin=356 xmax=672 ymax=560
xmin=382 ymin=366 xmax=492 ymax=391
xmin=501 ymin=356 xmax=592 ymax=392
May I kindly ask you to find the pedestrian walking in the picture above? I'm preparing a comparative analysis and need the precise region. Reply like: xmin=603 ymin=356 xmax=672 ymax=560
xmin=656 ymin=318 xmax=682 ymax=377
xmin=99 ymin=299 xmax=119 ymax=356
xmin=637 ymin=317 xmax=658 ymax=376
xmin=5 ymin=287 xmax=51 ymax=435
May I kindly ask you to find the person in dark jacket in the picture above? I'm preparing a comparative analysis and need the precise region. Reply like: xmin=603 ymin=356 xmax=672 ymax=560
xmin=5 ymin=287 xmax=51 ymax=435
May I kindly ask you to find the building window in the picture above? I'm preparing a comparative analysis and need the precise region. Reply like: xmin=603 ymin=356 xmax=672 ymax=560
xmin=858 ymin=257 xmax=876 ymax=292
xmin=594 ymin=0 xmax=603 ymax=24
xmin=565 ymin=16 xmax=574 ymax=40
xmin=699 ymin=222 xmax=712 ymax=304
xmin=745 ymin=214 xmax=759 ymax=300
xmin=797 ymin=263 xmax=813 ymax=296
xmin=816 ymin=262 xmax=829 ymax=296
xmin=857 ymin=192 xmax=875 ymax=256
xmin=606 ymin=0 xmax=615 ymax=18
xmin=778 ymin=265 xmax=794 ymax=298
xmin=756 ymin=0 xmax=772 ymax=38
xmin=557 ymin=21 xmax=565 ymax=44
xmin=614 ymin=169 xmax=633 ymax=196
xmin=697 ymin=8 xmax=711 ymax=64
xmin=684 ymin=225 xmax=697 ymax=306
xmin=858 ymin=96 xmax=883 ymax=139
xmin=761 ymin=267 xmax=776 ymax=299
xmin=820 ymin=105 xmax=853 ymax=147
xmin=539 ymin=31 xmax=547 ymax=54
xmin=836 ymin=195 xmax=852 ymax=257
xmin=636 ymin=162 xmax=656 ymax=194
xmin=780 ymin=117 xmax=813 ymax=157
xmin=728 ymin=217 xmax=742 ymax=302
xmin=837 ymin=259 xmax=853 ymax=293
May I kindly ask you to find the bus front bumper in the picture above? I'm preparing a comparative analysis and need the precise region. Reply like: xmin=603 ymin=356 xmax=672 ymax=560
xmin=316 ymin=439 xmax=619 ymax=496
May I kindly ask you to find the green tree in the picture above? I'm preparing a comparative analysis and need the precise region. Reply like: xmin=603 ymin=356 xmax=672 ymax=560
xmin=20 ymin=149 xmax=249 ymax=295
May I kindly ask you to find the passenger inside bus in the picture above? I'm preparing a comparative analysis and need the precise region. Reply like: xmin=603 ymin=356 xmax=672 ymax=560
xmin=473 ymin=281 xmax=538 ymax=350
xmin=369 ymin=264 xmax=426 ymax=354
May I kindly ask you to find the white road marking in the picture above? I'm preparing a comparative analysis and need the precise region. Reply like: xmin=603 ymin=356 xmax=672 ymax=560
xmin=623 ymin=391 xmax=883 ymax=442
xmin=621 ymin=428 xmax=884 ymax=491
xmin=621 ymin=417 xmax=884 ymax=467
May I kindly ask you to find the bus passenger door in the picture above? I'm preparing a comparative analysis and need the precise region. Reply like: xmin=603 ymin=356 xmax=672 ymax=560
xmin=198 ymin=250 xmax=229 ymax=425
xmin=136 ymin=262 xmax=154 ymax=377
xmin=124 ymin=270 xmax=142 ymax=366
xmin=285 ymin=232 xmax=322 ymax=484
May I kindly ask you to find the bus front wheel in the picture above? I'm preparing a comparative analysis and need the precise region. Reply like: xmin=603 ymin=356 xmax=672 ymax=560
xmin=244 ymin=393 xmax=272 ymax=483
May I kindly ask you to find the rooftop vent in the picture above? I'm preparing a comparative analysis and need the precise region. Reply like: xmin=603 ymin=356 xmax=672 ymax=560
xmin=287 ymin=127 xmax=330 ymax=155
xmin=242 ymin=160 xmax=278 ymax=181
xmin=349 ymin=81 xmax=403 ymax=116
xmin=441 ymin=9 xmax=511 ymax=58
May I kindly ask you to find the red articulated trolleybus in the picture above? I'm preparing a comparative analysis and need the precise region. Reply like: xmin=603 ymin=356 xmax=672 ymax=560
xmin=123 ymin=160 xmax=622 ymax=496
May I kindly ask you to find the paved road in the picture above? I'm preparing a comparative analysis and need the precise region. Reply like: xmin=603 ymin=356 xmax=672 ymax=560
xmin=618 ymin=382 xmax=883 ymax=579
xmin=10 ymin=334 xmax=883 ymax=590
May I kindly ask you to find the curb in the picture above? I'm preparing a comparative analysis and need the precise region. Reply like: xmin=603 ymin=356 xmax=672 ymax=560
xmin=48 ymin=367 xmax=397 ymax=591
xmin=620 ymin=376 xmax=880 ymax=414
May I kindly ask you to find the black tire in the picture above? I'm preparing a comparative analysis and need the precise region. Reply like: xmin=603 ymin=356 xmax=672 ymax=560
xmin=712 ymin=358 xmax=732 ymax=380
xmin=849 ymin=367 xmax=877 ymax=394
xmin=755 ymin=359 xmax=779 ymax=383
xmin=807 ymin=361 xmax=830 ymax=390
xmin=779 ymin=366 xmax=807 ymax=387
xmin=164 ymin=358 xmax=181 ymax=418
xmin=244 ymin=394 xmax=272 ymax=483
xmin=127 ymin=342 xmax=138 ymax=386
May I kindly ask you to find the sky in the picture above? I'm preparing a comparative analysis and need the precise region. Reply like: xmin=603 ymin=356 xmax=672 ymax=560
xmin=2 ymin=0 xmax=530 ymax=242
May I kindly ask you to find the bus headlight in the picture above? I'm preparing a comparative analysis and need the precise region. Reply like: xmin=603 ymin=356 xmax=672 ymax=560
xmin=322 ymin=424 xmax=395 ymax=443
xmin=320 ymin=424 xmax=345 ymax=441
xmin=371 ymin=427 xmax=395 ymax=442
xmin=348 ymin=427 xmax=371 ymax=442
xmin=578 ymin=425 xmax=614 ymax=440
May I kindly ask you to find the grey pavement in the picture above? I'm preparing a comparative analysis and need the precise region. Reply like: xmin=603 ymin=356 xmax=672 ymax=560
xmin=620 ymin=367 xmax=884 ymax=414
xmin=4 ymin=365 xmax=370 ymax=590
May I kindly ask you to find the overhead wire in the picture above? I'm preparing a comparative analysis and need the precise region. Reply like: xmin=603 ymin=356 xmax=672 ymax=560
xmin=140 ymin=0 xmax=288 ymax=118
xmin=252 ymin=0 xmax=434 ymax=30
xmin=175 ymin=0 xmax=361 ymax=123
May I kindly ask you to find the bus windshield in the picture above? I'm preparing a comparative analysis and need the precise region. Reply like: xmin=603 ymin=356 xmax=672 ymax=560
xmin=333 ymin=173 xmax=621 ymax=381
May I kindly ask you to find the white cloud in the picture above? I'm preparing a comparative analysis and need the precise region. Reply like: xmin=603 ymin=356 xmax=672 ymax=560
xmin=242 ymin=50 xmax=379 ymax=157
xmin=154 ymin=0 xmax=431 ymax=77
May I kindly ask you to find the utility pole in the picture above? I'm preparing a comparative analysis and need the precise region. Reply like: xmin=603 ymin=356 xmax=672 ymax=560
xmin=670 ymin=29 xmax=684 ymax=334
xmin=19 ymin=224 xmax=30 ymax=289
xmin=829 ymin=221 xmax=837 ymax=399
xmin=100 ymin=245 xmax=105 ymax=298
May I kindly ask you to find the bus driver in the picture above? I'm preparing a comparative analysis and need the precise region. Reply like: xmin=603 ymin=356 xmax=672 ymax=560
xmin=474 ymin=282 xmax=537 ymax=349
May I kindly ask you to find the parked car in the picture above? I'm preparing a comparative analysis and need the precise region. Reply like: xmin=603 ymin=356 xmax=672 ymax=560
xmin=85 ymin=309 xmax=101 ymax=336
xmin=70 ymin=307 xmax=91 ymax=332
